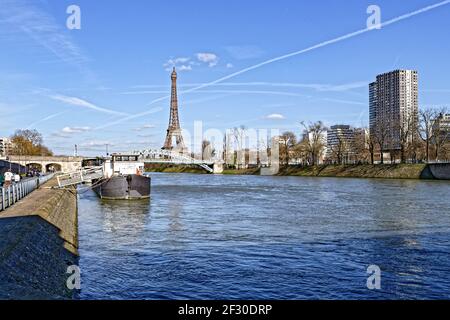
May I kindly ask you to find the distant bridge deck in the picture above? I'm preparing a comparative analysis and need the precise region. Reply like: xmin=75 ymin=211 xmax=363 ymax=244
xmin=8 ymin=156 xmax=84 ymax=174
xmin=138 ymin=149 xmax=218 ymax=173
xmin=7 ymin=150 xmax=223 ymax=174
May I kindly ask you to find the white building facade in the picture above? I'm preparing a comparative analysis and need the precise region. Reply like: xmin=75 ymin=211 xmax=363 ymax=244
xmin=0 ymin=137 xmax=13 ymax=157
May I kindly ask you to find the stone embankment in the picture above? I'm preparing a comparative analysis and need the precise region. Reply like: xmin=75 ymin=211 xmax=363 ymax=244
xmin=276 ymin=164 xmax=450 ymax=180
xmin=145 ymin=163 xmax=450 ymax=180
xmin=0 ymin=178 xmax=78 ymax=300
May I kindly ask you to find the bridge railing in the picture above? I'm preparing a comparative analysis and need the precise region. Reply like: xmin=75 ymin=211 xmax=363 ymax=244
xmin=137 ymin=149 xmax=217 ymax=164
xmin=0 ymin=173 xmax=55 ymax=212
xmin=135 ymin=149 xmax=217 ymax=173
xmin=56 ymin=166 xmax=104 ymax=188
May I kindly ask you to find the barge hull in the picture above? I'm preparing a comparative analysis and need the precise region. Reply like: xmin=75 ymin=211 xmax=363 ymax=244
xmin=93 ymin=174 xmax=150 ymax=200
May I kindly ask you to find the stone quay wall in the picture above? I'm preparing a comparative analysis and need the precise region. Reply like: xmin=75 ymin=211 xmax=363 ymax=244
xmin=0 ymin=178 xmax=79 ymax=300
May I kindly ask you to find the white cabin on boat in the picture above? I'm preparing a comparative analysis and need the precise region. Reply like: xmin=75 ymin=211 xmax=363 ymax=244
xmin=103 ymin=153 xmax=145 ymax=178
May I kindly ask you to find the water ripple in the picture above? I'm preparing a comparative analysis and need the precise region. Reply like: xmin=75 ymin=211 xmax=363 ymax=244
xmin=78 ymin=174 xmax=450 ymax=299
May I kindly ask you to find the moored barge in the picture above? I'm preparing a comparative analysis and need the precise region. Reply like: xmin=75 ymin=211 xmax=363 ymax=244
xmin=93 ymin=153 xmax=150 ymax=200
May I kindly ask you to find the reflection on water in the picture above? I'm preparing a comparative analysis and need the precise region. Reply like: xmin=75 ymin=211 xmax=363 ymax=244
xmin=78 ymin=174 xmax=450 ymax=299
xmin=99 ymin=199 xmax=151 ymax=235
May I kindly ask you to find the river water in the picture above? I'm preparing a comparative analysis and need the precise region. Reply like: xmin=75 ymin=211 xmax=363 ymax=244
xmin=78 ymin=173 xmax=450 ymax=299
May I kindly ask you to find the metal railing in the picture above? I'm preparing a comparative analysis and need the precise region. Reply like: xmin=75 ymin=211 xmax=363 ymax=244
xmin=138 ymin=149 xmax=216 ymax=173
xmin=56 ymin=166 xmax=104 ymax=188
xmin=0 ymin=173 xmax=55 ymax=212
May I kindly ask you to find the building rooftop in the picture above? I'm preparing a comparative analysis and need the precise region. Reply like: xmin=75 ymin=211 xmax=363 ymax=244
xmin=330 ymin=125 xmax=351 ymax=130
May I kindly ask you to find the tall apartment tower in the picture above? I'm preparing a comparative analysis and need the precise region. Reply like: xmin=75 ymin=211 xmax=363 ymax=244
xmin=369 ymin=70 xmax=418 ymax=151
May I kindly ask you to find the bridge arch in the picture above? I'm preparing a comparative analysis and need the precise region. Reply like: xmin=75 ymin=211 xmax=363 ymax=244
xmin=45 ymin=163 xmax=62 ymax=173
xmin=26 ymin=163 xmax=43 ymax=173
xmin=8 ymin=156 xmax=83 ymax=174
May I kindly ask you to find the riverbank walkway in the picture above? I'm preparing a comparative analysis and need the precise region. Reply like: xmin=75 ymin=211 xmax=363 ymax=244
xmin=0 ymin=174 xmax=55 ymax=212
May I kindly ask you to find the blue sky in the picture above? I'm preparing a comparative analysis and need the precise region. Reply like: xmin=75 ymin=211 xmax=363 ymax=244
xmin=1 ymin=0 xmax=449 ymax=156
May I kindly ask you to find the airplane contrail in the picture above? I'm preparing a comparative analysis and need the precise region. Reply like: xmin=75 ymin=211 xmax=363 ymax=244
xmin=26 ymin=111 xmax=67 ymax=129
xmin=50 ymin=94 xmax=129 ymax=116
xmin=94 ymin=107 xmax=163 ymax=130
xmin=176 ymin=0 xmax=450 ymax=95
xmin=97 ymin=0 xmax=450 ymax=130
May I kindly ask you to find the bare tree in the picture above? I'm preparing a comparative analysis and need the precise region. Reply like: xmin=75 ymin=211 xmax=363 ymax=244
xmin=328 ymin=133 xmax=350 ymax=165
xmin=300 ymin=121 xmax=327 ymax=165
xmin=292 ymin=139 xmax=310 ymax=166
xmin=373 ymin=119 xmax=390 ymax=164
xmin=365 ymin=132 xmax=376 ymax=165
xmin=232 ymin=125 xmax=247 ymax=168
xmin=396 ymin=112 xmax=416 ymax=163
xmin=418 ymin=108 xmax=439 ymax=163
xmin=279 ymin=131 xmax=297 ymax=166
xmin=10 ymin=129 xmax=53 ymax=156
xmin=352 ymin=128 xmax=371 ymax=164
xmin=431 ymin=108 xmax=449 ymax=161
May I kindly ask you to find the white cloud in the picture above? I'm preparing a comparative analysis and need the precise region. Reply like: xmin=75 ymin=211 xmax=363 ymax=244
xmin=164 ymin=64 xmax=192 ymax=72
xmin=196 ymin=53 xmax=219 ymax=67
xmin=171 ymin=57 xmax=191 ymax=64
xmin=50 ymin=94 xmax=128 ymax=116
xmin=80 ymin=140 xmax=114 ymax=147
xmin=164 ymin=57 xmax=190 ymax=66
xmin=133 ymin=124 xmax=156 ymax=131
xmin=163 ymin=53 xmax=220 ymax=71
xmin=226 ymin=63 xmax=234 ymax=68
xmin=62 ymin=126 xmax=91 ymax=134
xmin=164 ymin=57 xmax=193 ymax=72
xmin=137 ymin=133 xmax=155 ymax=138
xmin=265 ymin=113 xmax=285 ymax=120
xmin=50 ymin=132 xmax=71 ymax=139
xmin=178 ymin=65 xmax=193 ymax=71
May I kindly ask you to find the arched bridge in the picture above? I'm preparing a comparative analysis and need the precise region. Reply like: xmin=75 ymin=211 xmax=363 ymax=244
xmin=8 ymin=156 xmax=83 ymax=174
xmin=134 ymin=149 xmax=223 ymax=173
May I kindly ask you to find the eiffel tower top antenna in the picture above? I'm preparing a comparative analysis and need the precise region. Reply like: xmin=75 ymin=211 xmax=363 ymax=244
xmin=162 ymin=67 xmax=185 ymax=150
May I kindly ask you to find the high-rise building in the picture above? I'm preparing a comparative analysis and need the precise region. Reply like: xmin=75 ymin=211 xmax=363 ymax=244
xmin=369 ymin=70 xmax=419 ymax=151
xmin=326 ymin=125 xmax=355 ymax=163
xmin=0 ymin=137 xmax=13 ymax=157
xmin=369 ymin=82 xmax=378 ymax=132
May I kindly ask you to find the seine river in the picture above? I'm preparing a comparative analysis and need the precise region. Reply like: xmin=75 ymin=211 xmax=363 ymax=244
xmin=78 ymin=173 xmax=450 ymax=299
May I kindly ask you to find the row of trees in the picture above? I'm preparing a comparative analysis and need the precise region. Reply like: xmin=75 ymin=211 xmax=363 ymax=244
xmin=279 ymin=121 xmax=328 ymax=166
xmin=369 ymin=107 xmax=449 ymax=164
xmin=8 ymin=129 xmax=53 ymax=156
xmin=278 ymin=107 xmax=449 ymax=166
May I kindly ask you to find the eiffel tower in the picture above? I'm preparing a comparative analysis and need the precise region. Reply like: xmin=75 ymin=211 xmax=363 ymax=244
xmin=162 ymin=67 xmax=185 ymax=151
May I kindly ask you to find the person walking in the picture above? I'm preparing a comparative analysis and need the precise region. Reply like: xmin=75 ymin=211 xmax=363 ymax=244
xmin=4 ymin=170 xmax=13 ymax=188
xmin=14 ymin=173 xmax=21 ymax=183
